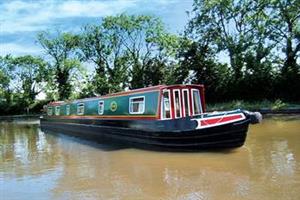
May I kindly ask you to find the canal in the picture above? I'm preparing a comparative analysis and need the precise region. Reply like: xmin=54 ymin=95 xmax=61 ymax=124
xmin=0 ymin=116 xmax=299 ymax=200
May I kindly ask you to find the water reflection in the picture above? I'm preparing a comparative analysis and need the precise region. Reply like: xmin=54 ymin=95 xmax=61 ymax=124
xmin=0 ymin=117 xmax=300 ymax=200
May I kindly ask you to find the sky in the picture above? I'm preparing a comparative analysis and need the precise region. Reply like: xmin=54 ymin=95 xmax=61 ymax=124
xmin=0 ymin=0 xmax=193 ymax=56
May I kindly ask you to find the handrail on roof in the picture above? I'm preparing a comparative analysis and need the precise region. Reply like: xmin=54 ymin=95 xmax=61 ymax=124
xmin=48 ymin=84 xmax=204 ymax=106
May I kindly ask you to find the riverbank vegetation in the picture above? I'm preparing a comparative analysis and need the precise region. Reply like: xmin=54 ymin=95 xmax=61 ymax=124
xmin=207 ymin=100 xmax=300 ymax=112
xmin=1 ymin=0 xmax=299 ymax=115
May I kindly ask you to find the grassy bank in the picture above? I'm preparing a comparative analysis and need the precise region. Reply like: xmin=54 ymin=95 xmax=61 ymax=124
xmin=207 ymin=100 xmax=300 ymax=113
xmin=0 ymin=114 xmax=41 ymax=120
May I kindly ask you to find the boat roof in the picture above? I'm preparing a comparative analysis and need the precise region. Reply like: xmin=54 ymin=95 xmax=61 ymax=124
xmin=48 ymin=84 xmax=204 ymax=106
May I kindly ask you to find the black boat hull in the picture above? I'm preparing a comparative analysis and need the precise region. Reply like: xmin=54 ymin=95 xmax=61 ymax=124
xmin=40 ymin=117 xmax=251 ymax=151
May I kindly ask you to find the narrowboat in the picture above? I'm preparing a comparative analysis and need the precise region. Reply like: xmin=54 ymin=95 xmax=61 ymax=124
xmin=40 ymin=84 xmax=262 ymax=150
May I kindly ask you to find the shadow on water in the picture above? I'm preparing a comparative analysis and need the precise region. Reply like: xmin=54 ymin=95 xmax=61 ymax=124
xmin=40 ymin=128 xmax=128 ymax=152
xmin=40 ymin=127 xmax=238 ymax=154
xmin=1 ymin=118 xmax=245 ymax=154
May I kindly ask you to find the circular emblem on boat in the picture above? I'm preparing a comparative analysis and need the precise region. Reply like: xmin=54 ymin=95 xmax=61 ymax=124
xmin=110 ymin=101 xmax=117 ymax=112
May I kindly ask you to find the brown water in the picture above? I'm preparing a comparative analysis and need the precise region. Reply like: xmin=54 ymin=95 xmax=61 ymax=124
xmin=0 ymin=116 xmax=299 ymax=200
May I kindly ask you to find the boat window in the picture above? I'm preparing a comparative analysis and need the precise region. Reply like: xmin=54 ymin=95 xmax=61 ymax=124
xmin=182 ymin=89 xmax=190 ymax=116
xmin=161 ymin=90 xmax=171 ymax=119
xmin=77 ymin=103 xmax=85 ymax=115
xmin=98 ymin=101 xmax=104 ymax=115
xmin=55 ymin=106 xmax=60 ymax=116
xmin=47 ymin=107 xmax=53 ymax=116
xmin=173 ymin=89 xmax=182 ymax=118
xmin=129 ymin=96 xmax=145 ymax=114
xmin=192 ymin=89 xmax=202 ymax=115
xmin=66 ymin=105 xmax=70 ymax=115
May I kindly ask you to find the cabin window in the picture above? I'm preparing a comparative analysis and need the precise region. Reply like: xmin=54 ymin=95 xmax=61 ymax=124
xmin=182 ymin=89 xmax=190 ymax=117
xmin=55 ymin=106 xmax=60 ymax=116
xmin=47 ymin=107 xmax=53 ymax=116
xmin=77 ymin=103 xmax=85 ymax=115
xmin=129 ymin=96 xmax=145 ymax=114
xmin=66 ymin=105 xmax=70 ymax=115
xmin=192 ymin=89 xmax=202 ymax=115
xmin=173 ymin=89 xmax=182 ymax=118
xmin=98 ymin=101 xmax=104 ymax=115
xmin=161 ymin=90 xmax=171 ymax=119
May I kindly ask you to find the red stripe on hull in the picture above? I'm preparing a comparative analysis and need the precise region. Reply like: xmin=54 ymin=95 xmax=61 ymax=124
xmin=200 ymin=114 xmax=243 ymax=126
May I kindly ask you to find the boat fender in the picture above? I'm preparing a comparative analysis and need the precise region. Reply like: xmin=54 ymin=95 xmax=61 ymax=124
xmin=244 ymin=111 xmax=262 ymax=124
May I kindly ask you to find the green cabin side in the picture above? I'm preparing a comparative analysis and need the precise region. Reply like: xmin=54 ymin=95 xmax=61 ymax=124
xmin=46 ymin=91 xmax=160 ymax=118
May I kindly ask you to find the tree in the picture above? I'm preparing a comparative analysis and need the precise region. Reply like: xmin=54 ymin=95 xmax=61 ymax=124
xmin=188 ymin=0 xmax=270 ymax=80
xmin=79 ymin=14 xmax=180 ymax=93
xmin=10 ymin=55 xmax=47 ymax=104
xmin=238 ymin=36 xmax=279 ymax=100
xmin=268 ymin=0 xmax=300 ymax=100
xmin=0 ymin=55 xmax=48 ymax=114
xmin=186 ymin=0 xmax=285 ymax=100
xmin=177 ymin=35 xmax=231 ymax=101
xmin=37 ymin=32 xmax=82 ymax=100
xmin=102 ymin=14 xmax=179 ymax=89
xmin=0 ymin=55 xmax=12 ymax=93
xmin=0 ymin=55 xmax=13 ymax=114
xmin=79 ymin=24 xmax=127 ymax=95
xmin=269 ymin=0 xmax=300 ymax=71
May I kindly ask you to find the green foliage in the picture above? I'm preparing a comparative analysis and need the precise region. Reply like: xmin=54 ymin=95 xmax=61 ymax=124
xmin=268 ymin=0 xmax=300 ymax=100
xmin=79 ymin=25 xmax=112 ymax=95
xmin=187 ymin=0 xmax=300 ymax=101
xmin=189 ymin=0 xmax=260 ymax=78
xmin=271 ymin=99 xmax=287 ymax=110
xmin=10 ymin=55 xmax=47 ymax=103
xmin=1 ymin=7 xmax=300 ymax=115
xmin=103 ymin=14 xmax=179 ymax=89
xmin=78 ymin=14 xmax=180 ymax=93
xmin=79 ymin=24 xmax=128 ymax=95
xmin=176 ymin=37 xmax=231 ymax=101
xmin=0 ymin=55 xmax=49 ymax=114
xmin=207 ymin=99 xmax=293 ymax=111
xmin=0 ymin=55 xmax=14 ymax=85
xmin=37 ymin=32 xmax=82 ymax=100
xmin=0 ymin=56 xmax=13 ymax=114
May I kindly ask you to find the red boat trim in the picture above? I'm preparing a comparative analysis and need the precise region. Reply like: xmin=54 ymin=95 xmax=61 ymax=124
xmin=157 ymin=92 xmax=162 ymax=119
xmin=192 ymin=113 xmax=246 ymax=129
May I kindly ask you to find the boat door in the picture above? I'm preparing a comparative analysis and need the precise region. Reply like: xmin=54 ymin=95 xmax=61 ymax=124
xmin=182 ymin=89 xmax=191 ymax=117
xmin=172 ymin=89 xmax=182 ymax=118
xmin=173 ymin=88 xmax=191 ymax=118
xmin=161 ymin=86 xmax=204 ymax=120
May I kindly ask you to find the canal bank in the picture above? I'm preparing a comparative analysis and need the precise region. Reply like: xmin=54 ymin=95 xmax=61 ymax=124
xmin=0 ymin=114 xmax=41 ymax=121
xmin=207 ymin=100 xmax=300 ymax=115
